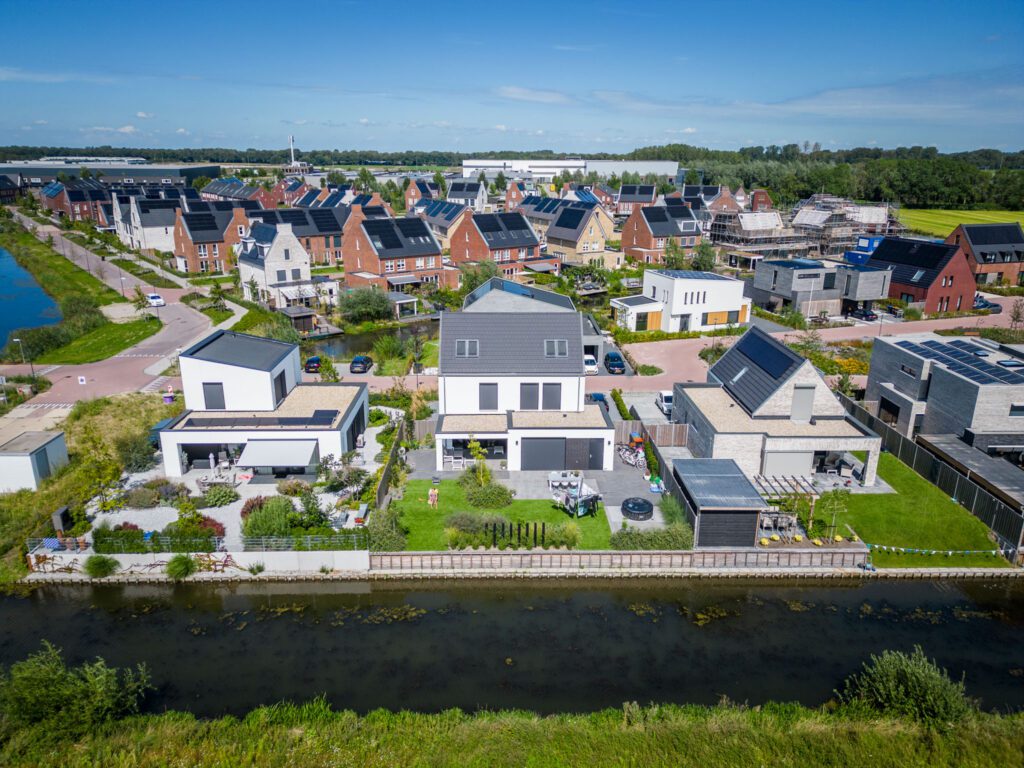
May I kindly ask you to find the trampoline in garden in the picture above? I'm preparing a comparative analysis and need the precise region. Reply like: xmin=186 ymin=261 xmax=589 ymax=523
xmin=621 ymin=497 xmax=653 ymax=521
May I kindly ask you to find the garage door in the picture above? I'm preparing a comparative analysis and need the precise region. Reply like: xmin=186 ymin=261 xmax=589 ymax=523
xmin=696 ymin=511 xmax=759 ymax=547
xmin=521 ymin=438 xmax=566 ymax=470
xmin=565 ymin=438 xmax=605 ymax=470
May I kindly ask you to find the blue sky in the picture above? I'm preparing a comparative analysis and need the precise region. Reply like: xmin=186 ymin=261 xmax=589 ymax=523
xmin=1 ymin=0 xmax=1021 ymax=153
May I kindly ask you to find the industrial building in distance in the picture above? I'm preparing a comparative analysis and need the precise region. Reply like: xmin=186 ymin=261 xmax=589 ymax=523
xmin=461 ymin=158 xmax=678 ymax=181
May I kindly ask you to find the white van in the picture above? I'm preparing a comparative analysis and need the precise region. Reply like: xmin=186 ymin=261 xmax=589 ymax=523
xmin=656 ymin=390 xmax=673 ymax=417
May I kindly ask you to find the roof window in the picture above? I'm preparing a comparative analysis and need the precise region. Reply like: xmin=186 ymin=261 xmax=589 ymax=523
xmin=456 ymin=339 xmax=479 ymax=358
xmin=544 ymin=339 xmax=568 ymax=357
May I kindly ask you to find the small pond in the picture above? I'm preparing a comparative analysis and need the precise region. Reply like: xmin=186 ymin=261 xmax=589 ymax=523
xmin=0 ymin=246 xmax=62 ymax=345
xmin=309 ymin=319 xmax=438 ymax=360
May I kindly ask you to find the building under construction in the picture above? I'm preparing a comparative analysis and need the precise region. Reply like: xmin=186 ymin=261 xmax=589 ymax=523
xmin=709 ymin=210 xmax=811 ymax=259
xmin=791 ymin=194 xmax=905 ymax=257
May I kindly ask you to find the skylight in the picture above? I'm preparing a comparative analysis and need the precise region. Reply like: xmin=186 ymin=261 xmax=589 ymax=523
xmin=544 ymin=339 xmax=568 ymax=357
xmin=456 ymin=339 xmax=479 ymax=358
xmin=911 ymin=269 xmax=926 ymax=282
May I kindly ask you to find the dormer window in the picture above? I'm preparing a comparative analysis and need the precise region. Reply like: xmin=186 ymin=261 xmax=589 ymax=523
xmin=456 ymin=339 xmax=479 ymax=357
xmin=544 ymin=339 xmax=568 ymax=357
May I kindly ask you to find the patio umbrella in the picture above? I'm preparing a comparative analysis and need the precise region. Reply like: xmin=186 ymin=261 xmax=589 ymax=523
xmin=209 ymin=452 xmax=216 ymax=471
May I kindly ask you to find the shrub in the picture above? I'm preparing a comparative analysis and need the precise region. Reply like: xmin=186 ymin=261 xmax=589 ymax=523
xmin=83 ymin=554 xmax=120 ymax=579
xmin=610 ymin=388 xmax=631 ymax=419
xmin=367 ymin=505 xmax=407 ymax=551
xmin=198 ymin=515 xmax=225 ymax=538
xmin=839 ymin=646 xmax=973 ymax=725
xmin=124 ymin=486 xmax=160 ymax=508
xmin=548 ymin=521 xmax=582 ymax=549
xmin=114 ymin=432 xmax=156 ymax=473
xmin=143 ymin=478 xmax=189 ymax=502
xmin=240 ymin=495 xmax=267 ymax=520
xmin=200 ymin=485 xmax=240 ymax=507
xmin=445 ymin=511 xmax=510 ymax=535
xmin=903 ymin=307 xmax=923 ymax=321
xmin=369 ymin=408 xmax=390 ymax=426
xmin=643 ymin=440 xmax=659 ymax=478
xmin=247 ymin=562 xmax=265 ymax=575
xmin=610 ymin=522 xmax=694 ymax=550
xmin=242 ymin=496 xmax=295 ymax=538
xmin=635 ymin=364 xmax=663 ymax=376
xmin=464 ymin=482 xmax=514 ymax=509
xmin=166 ymin=554 xmax=197 ymax=581
xmin=372 ymin=334 xmax=406 ymax=361
xmin=659 ymin=495 xmax=686 ymax=525
xmin=277 ymin=478 xmax=311 ymax=497
xmin=0 ymin=642 xmax=150 ymax=735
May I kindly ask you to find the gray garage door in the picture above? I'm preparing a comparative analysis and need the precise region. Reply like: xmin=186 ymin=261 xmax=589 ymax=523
xmin=521 ymin=438 xmax=566 ymax=470
xmin=565 ymin=438 xmax=605 ymax=470
xmin=696 ymin=511 xmax=760 ymax=547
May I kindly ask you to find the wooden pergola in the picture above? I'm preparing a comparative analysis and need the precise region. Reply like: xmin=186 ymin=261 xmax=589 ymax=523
xmin=754 ymin=475 xmax=822 ymax=535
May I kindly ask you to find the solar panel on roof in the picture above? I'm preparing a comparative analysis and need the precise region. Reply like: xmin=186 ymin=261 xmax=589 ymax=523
xmin=554 ymin=208 xmax=585 ymax=230
xmin=475 ymin=215 xmax=503 ymax=234
xmin=279 ymin=209 xmax=309 ymax=225
xmin=395 ymin=217 xmax=427 ymax=238
xmin=735 ymin=332 xmax=794 ymax=379
xmin=645 ymin=207 xmax=669 ymax=223
xmin=498 ymin=213 xmax=528 ymax=231
xmin=309 ymin=209 xmax=340 ymax=232
xmin=364 ymin=218 xmax=403 ymax=250
xmin=187 ymin=213 xmax=219 ymax=231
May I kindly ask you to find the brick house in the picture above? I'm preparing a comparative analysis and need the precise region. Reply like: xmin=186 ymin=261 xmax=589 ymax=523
xmin=504 ymin=180 xmax=533 ymax=210
xmin=404 ymin=179 xmax=440 ymax=210
xmin=622 ymin=200 xmax=701 ymax=263
xmin=867 ymin=237 xmax=974 ymax=315
xmin=39 ymin=180 xmax=109 ymax=222
xmin=449 ymin=211 xmax=559 ymax=278
xmin=945 ymin=222 xmax=1024 ymax=287
xmin=343 ymin=216 xmax=458 ymax=290
xmin=749 ymin=189 xmax=773 ymax=212
xmin=248 ymin=207 xmax=349 ymax=266
xmin=173 ymin=206 xmax=251 ymax=274
xmin=412 ymin=199 xmax=469 ymax=252
xmin=593 ymin=184 xmax=617 ymax=210
xmin=615 ymin=184 xmax=657 ymax=215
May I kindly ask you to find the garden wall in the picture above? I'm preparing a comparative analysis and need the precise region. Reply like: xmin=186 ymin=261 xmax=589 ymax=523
xmin=27 ymin=549 xmax=370 ymax=576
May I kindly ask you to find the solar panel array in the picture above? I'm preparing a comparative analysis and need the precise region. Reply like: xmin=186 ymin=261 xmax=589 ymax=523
xmin=736 ymin=331 xmax=794 ymax=379
xmin=895 ymin=339 xmax=1024 ymax=385
xmin=396 ymin=217 xmax=427 ymax=238
xmin=644 ymin=207 xmax=669 ymax=223
xmin=364 ymin=218 xmax=402 ymax=250
xmin=553 ymin=207 xmax=585 ymax=230
xmin=498 ymin=213 xmax=529 ymax=232
xmin=475 ymin=214 xmax=503 ymax=234
xmin=309 ymin=208 xmax=341 ymax=232
xmin=186 ymin=213 xmax=219 ymax=231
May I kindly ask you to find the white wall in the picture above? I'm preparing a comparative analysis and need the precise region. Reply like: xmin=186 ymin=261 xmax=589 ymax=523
xmin=179 ymin=350 xmax=300 ymax=412
xmin=0 ymin=454 xmax=36 ymax=493
xmin=160 ymin=427 xmax=343 ymax=476
xmin=439 ymin=375 xmax=585 ymax=414
xmin=30 ymin=549 xmax=370 ymax=575
xmin=506 ymin=427 xmax=614 ymax=471
xmin=643 ymin=271 xmax=750 ymax=332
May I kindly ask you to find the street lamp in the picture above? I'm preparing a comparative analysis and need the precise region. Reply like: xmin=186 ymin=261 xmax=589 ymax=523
xmin=11 ymin=338 xmax=35 ymax=381
xmin=119 ymin=275 xmax=127 ymax=297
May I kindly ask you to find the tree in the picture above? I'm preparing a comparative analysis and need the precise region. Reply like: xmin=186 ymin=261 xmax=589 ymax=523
xmin=326 ymin=170 xmax=348 ymax=186
xmin=494 ymin=171 xmax=507 ymax=191
xmin=208 ymin=281 xmax=227 ymax=309
xmin=356 ymin=167 xmax=376 ymax=192
xmin=477 ymin=171 xmax=487 ymax=186
xmin=191 ymin=176 xmax=212 ymax=191
xmin=459 ymin=261 xmax=498 ymax=294
xmin=1011 ymin=298 xmax=1024 ymax=330
xmin=663 ymin=239 xmax=688 ymax=270
xmin=131 ymin=286 xmax=151 ymax=315
xmin=433 ymin=170 xmax=448 ymax=197
xmin=79 ymin=167 xmax=91 ymax=179
xmin=691 ymin=240 xmax=717 ymax=272
xmin=337 ymin=288 xmax=392 ymax=323
xmin=318 ymin=356 xmax=340 ymax=382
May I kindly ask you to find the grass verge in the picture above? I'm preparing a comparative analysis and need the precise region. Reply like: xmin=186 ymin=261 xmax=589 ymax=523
xmin=36 ymin=318 xmax=161 ymax=364
xmin=110 ymin=258 xmax=178 ymax=289
xmin=898 ymin=209 xmax=1024 ymax=238
xmin=0 ymin=227 xmax=121 ymax=306
xmin=392 ymin=479 xmax=611 ymax=550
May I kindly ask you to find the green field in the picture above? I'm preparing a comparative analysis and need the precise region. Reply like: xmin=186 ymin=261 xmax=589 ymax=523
xmin=898 ymin=209 xmax=1024 ymax=238
xmin=36 ymin=319 xmax=162 ymax=364
xmin=830 ymin=455 xmax=1010 ymax=568
xmin=392 ymin=479 xmax=611 ymax=550
xmin=0 ymin=228 xmax=122 ymax=306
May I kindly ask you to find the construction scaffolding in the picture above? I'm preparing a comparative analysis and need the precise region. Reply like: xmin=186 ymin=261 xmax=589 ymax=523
xmin=709 ymin=210 xmax=812 ymax=258
xmin=790 ymin=194 xmax=906 ymax=257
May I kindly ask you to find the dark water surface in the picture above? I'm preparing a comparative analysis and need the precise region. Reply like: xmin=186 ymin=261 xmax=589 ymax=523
xmin=1 ymin=579 xmax=1022 ymax=716
xmin=310 ymin=319 xmax=438 ymax=360
xmin=0 ymin=246 xmax=61 ymax=343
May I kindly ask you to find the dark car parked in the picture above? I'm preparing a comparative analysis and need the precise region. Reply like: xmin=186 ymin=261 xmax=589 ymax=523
xmin=849 ymin=307 xmax=878 ymax=321
xmin=604 ymin=351 xmax=626 ymax=374
xmin=974 ymin=295 xmax=1003 ymax=314
xmin=349 ymin=355 xmax=374 ymax=374
xmin=304 ymin=356 xmax=321 ymax=373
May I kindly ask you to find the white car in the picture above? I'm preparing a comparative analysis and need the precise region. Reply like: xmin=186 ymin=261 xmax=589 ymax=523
xmin=583 ymin=355 xmax=599 ymax=375
xmin=656 ymin=390 xmax=674 ymax=416
xmin=146 ymin=293 xmax=166 ymax=307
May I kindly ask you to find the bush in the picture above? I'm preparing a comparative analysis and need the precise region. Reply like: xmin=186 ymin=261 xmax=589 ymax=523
xmin=611 ymin=388 xmax=631 ymax=419
xmin=635 ymin=364 xmax=663 ymax=376
xmin=659 ymin=494 xmax=686 ymax=525
xmin=240 ymin=495 xmax=267 ymax=520
xmin=124 ymin=486 xmax=160 ymax=508
xmin=372 ymin=335 xmax=407 ymax=361
xmin=367 ymin=505 xmax=407 ymax=551
xmin=610 ymin=522 xmax=694 ymax=550
xmin=904 ymin=307 xmax=923 ymax=321
xmin=198 ymin=515 xmax=225 ymax=538
xmin=114 ymin=432 xmax=156 ymax=473
xmin=839 ymin=646 xmax=973 ymax=725
xmin=200 ymin=485 xmax=240 ymax=507
xmin=166 ymin=554 xmax=197 ymax=581
xmin=0 ymin=642 xmax=150 ymax=735
xmin=83 ymin=554 xmax=120 ymax=579
xmin=143 ymin=478 xmax=189 ymax=502
xmin=247 ymin=562 xmax=265 ymax=575
xmin=643 ymin=440 xmax=659 ymax=478
xmin=277 ymin=478 xmax=311 ymax=496
xmin=242 ymin=496 xmax=295 ymax=538
xmin=464 ymin=482 xmax=514 ymax=509
xmin=368 ymin=408 xmax=390 ymax=426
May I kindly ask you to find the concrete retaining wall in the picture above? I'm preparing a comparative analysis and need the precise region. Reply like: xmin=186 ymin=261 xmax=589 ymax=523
xmin=28 ymin=549 xmax=370 ymax=576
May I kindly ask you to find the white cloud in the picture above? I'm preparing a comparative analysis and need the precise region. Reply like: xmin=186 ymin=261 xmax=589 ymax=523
xmin=494 ymin=124 xmax=508 ymax=132
xmin=83 ymin=124 xmax=138 ymax=134
xmin=136 ymin=111 xmax=153 ymax=119
xmin=358 ymin=117 xmax=371 ymax=125
xmin=281 ymin=118 xmax=308 ymax=125
xmin=175 ymin=127 xmax=190 ymax=135
xmin=495 ymin=85 xmax=570 ymax=104
xmin=666 ymin=127 xmax=697 ymax=135
xmin=33 ymin=119 xmax=47 ymax=125
xmin=432 ymin=120 xmax=452 ymax=128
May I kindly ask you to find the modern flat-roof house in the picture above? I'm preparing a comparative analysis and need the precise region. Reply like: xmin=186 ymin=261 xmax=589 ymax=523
xmin=411 ymin=199 xmax=470 ymax=251
xmin=160 ymin=331 xmax=368 ymax=477
xmin=747 ymin=258 xmax=893 ymax=317
xmin=404 ymin=179 xmax=440 ymax=210
xmin=2 ymin=160 xmax=218 ymax=186
xmin=449 ymin=212 xmax=559 ymax=278
xmin=463 ymin=277 xmax=607 ymax=361
xmin=247 ymin=207 xmax=348 ymax=266
xmin=237 ymin=222 xmax=337 ymax=310
xmin=434 ymin=311 xmax=614 ymax=472
xmin=615 ymin=184 xmax=657 ymax=215
xmin=622 ymin=200 xmax=701 ymax=264
xmin=673 ymin=458 xmax=769 ymax=547
xmin=672 ymin=327 xmax=881 ymax=485
xmin=612 ymin=269 xmax=750 ymax=333
xmin=865 ymin=237 xmax=973 ymax=315
xmin=864 ymin=333 xmax=1024 ymax=446
xmin=447 ymin=181 xmax=488 ymax=211
xmin=946 ymin=222 xmax=1024 ymax=287
xmin=343 ymin=215 xmax=458 ymax=290
xmin=0 ymin=431 xmax=69 ymax=493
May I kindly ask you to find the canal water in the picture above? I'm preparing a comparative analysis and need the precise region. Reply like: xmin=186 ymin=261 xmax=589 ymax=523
xmin=1 ymin=579 xmax=1022 ymax=716
xmin=0 ymin=246 xmax=61 ymax=345
xmin=310 ymin=319 xmax=438 ymax=360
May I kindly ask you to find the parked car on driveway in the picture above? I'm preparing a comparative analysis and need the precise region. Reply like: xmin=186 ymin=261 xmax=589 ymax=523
xmin=583 ymin=355 xmax=599 ymax=375
xmin=656 ymin=390 xmax=673 ymax=417
xmin=349 ymin=355 xmax=373 ymax=374
xmin=304 ymin=356 xmax=321 ymax=373
xmin=849 ymin=307 xmax=878 ymax=321
xmin=604 ymin=351 xmax=626 ymax=374
xmin=974 ymin=295 xmax=1003 ymax=314
xmin=146 ymin=293 xmax=166 ymax=307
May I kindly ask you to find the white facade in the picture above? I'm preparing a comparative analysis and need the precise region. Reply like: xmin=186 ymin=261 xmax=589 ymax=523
xmin=161 ymin=426 xmax=344 ymax=477
xmin=439 ymin=375 xmax=586 ymax=414
xmin=179 ymin=350 xmax=301 ymax=412
xmin=237 ymin=223 xmax=318 ymax=308
xmin=0 ymin=432 xmax=69 ymax=493
xmin=462 ymin=159 xmax=678 ymax=182
xmin=614 ymin=270 xmax=751 ymax=333
xmin=112 ymin=197 xmax=177 ymax=253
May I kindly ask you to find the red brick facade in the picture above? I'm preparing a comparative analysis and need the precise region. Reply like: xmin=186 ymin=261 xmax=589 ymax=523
xmin=946 ymin=224 xmax=1022 ymax=287
xmin=621 ymin=207 xmax=701 ymax=264
xmin=888 ymin=248 xmax=975 ymax=315
xmin=448 ymin=212 xmax=559 ymax=277
xmin=504 ymin=183 xmax=527 ymax=210
xmin=749 ymin=189 xmax=773 ymax=212
xmin=342 ymin=223 xmax=457 ymax=291
xmin=173 ymin=207 xmax=249 ymax=274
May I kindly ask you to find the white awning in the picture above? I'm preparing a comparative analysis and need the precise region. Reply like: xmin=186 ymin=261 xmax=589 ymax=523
xmin=525 ymin=262 xmax=556 ymax=272
xmin=387 ymin=274 xmax=421 ymax=286
xmin=236 ymin=439 xmax=318 ymax=468
xmin=280 ymin=285 xmax=316 ymax=300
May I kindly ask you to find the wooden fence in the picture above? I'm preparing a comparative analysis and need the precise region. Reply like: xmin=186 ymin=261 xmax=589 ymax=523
xmin=412 ymin=417 xmax=436 ymax=441
xmin=615 ymin=419 xmax=688 ymax=446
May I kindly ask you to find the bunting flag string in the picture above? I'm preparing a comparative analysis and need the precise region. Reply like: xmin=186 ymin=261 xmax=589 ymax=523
xmin=865 ymin=542 xmax=1005 ymax=557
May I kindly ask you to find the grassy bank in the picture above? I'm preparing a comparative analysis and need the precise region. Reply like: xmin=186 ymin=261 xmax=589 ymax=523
xmin=35 ymin=318 xmax=161 ymax=364
xmin=110 ymin=258 xmax=178 ymax=289
xmin=1 ymin=702 xmax=1020 ymax=767
xmin=393 ymin=479 xmax=611 ymax=550
xmin=898 ymin=209 xmax=1024 ymax=238
xmin=0 ymin=394 xmax=178 ymax=585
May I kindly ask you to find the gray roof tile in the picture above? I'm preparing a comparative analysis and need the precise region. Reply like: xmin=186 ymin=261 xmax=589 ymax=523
xmin=439 ymin=312 xmax=584 ymax=376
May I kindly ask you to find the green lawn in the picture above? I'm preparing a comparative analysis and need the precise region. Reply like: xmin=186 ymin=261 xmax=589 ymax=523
xmin=36 ymin=318 xmax=162 ymax=364
xmin=111 ymin=258 xmax=178 ymax=289
xmin=189 ymin=274 xmax=236 ymax=287
xmin=231 ymin=305 xmax=279 ymax=332
xmin=898 ymin=209 xmax=1024 ymax=238
xmin=421 ymin=339 xmax=439 ymax=368
xmin=834 ymin=454 xmax=1010 ymax=568
xmin=199 ymin=306 xmax=233 ymax=324
xmin=393 ymin=479 xmax=612 ymax=550
xmin=0 ymin=228 xmax=122 ymax=306
xmin=376 ymin=356 xmax=410 ymax=376
xmin=311 ymin=265 xmax=343 ymax=276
